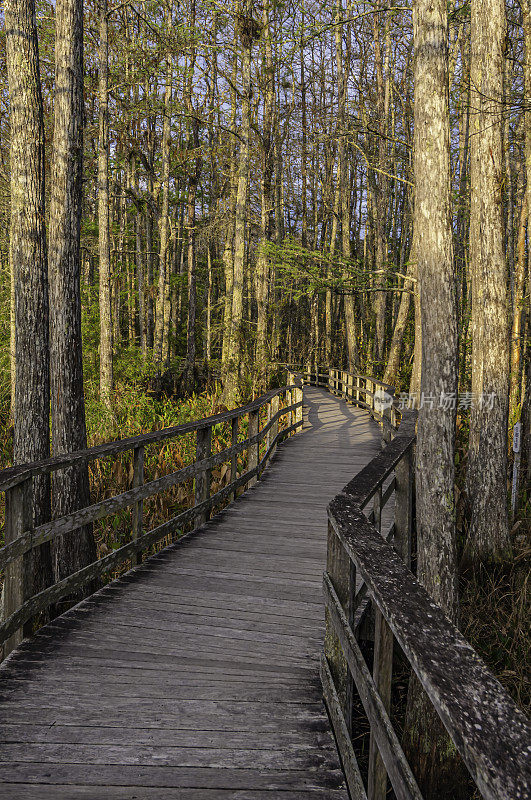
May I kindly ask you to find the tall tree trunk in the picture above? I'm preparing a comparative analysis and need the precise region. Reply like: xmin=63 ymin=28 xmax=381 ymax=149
xmin=518 ymin=0 xmax=531 ymax=488
xmin=383 ymin=243 xmax=415 ymax=388
xmin=9 ymin=260 xmax=15 ymax=422
xmin=5 ymin=0 xmax=53 ymax=619
xmin=464 ymin=0 xmax=511 ymax=566
xmin=300 ymin=2 xmax=308 ymax=248
xmin=372 ymin=3 xmax=389 ymax=365
xmin=223 ymin=11 xmax=254 ymax=405
xmin=186 ymin=176 xmax=198 ymax=382
xmin=509 ymin=196 xmax=528 ymax=426
xmin=145 ymin=81 xmax=156 ymax=351
xmin=98 ymin=0 xmax=113 ymax=404
xmin=403 ymin=2 xmax=464 ymax=796
xmin=135 ymin=196 xmax=147 ymax=358
xmin=256 ymin=0 xmax=275 ymax=390
xmin=205 ymin=245 xmax=213 ymax=363
xmin=154 ymin=0 xmax=173 ymax=365
xmin=184 ymin=0 xmax=202 ymax=388
xmin=335 ymin=0 xmax=358 ymax=370
xmin=221 ymin=31 xmax=238 ymax=374
xmin=49 ymin=0 xmax=96 ymax=584
xmin=145 ymin=202 xmax=154 ymax=351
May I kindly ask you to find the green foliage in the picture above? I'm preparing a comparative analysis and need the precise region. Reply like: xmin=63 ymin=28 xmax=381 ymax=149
xmin=266 ymin=236 xmax=403 ymax=301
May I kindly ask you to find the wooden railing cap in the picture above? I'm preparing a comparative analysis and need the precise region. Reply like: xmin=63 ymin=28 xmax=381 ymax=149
xmin=328 ymin=492 xmax=531 ymax=800
xmin=0 ymin=385 xmax=296 ymax=492
xmin=341 ymin=409 xmax=416 ymax=506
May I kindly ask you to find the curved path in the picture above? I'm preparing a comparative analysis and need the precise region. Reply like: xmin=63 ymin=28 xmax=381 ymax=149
xmin=0 ymin=386 xmax=385 ymax=799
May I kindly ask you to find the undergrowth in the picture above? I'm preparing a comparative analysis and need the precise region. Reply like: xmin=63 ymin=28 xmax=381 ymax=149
xmin=460 ymin=531 xmax=530 ymax=715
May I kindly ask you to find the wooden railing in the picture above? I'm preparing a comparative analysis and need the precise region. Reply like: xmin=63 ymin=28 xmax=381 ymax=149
xmin=0 ymin=373 xmax=304 ymax=658
xmin=303 ymin=367 xmax=530 ymax=800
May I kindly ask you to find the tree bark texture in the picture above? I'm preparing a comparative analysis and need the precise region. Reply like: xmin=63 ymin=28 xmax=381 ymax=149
xmin=49 ymin=0 xmax=97 ymax=584
xmin=404 ymin=3 xmax=466 ymax=797
xmin=98 ymin=0 xmax=113 ymax=403
xmin=464 ymin=0 xmax=511 ymax=566
xmin=5 ymin=0 xmax=53 ymax=600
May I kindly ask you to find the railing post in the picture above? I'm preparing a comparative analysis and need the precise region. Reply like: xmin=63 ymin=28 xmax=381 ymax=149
xmin=270 ymin=394 xmax=279 ymax=457
xmin=132 ymin=445 xmax=144 ymax=563
xmin=195 ymin=425 xmax=212 ymax=528
xmin=3 ymin=477 xmax=33 ymax=657
xmin=390 ymin=403 xmax=397 ymax=432
xmin=247 ymin=408 xmax=259 ymax=487
xmin=265 ymin=400 xmax=272 ymax=451
xmin=356 ymin=375 xmax=360 ymax=405
xmin=382 ymin=397 xmax=392 ymax=447
xmin=296 ymin=383 xmax=304 ymax=433
xmin=373 ymin=484 xmax=382 ymax=533
xmin=295 ymin=382 xmax=303 ymax=430
xmin=394 ymin=442 xmax=414 ymax=569
xmin=368 ymin=483 xmax=393 ymax=800
xmin=324 ymin=519 xmax=355 ymax=734
xmin=286 ymin=371 xmax=294 ymax=430
xmin=230 ymin=416 xmax=239 ymax=502
xmin=346 ymin=372 xmax=353 ymax=403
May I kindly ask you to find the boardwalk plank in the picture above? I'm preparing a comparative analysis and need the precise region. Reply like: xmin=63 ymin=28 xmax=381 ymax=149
xmin=0 ymin=386 xmax=385 ymax=798
xmin=0 ymin=787 xmax=349 ymax=800
xmin=0 ymin=764 xmax=347 ymax=792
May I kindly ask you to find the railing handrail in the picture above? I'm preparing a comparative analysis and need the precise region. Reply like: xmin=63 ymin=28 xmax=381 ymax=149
xmin=1 ymin=375 xmax=304 ymax=656
xmin=304 ymin=366 xmax=530 ymax=800
xmin=342 ymin=410 xmax=416 ymax=508
xmin=329 ymin=493 xmax=531 ymax=800
xmin=0 ymin=384 xmax=301 ymax=493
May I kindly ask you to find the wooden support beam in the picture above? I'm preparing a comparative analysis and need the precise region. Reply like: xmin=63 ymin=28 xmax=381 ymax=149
xmin=295 ymin=384 xmax=304 ymax=429
xmin=3 ymin=478 xmax=33 ymax=657
xmin=324 ymin=519 xmax=355 ymax=735
xmin=194 ymin=426 xmax=212 ymax=528
xmin=270 ymin=395 xmax=279 ymax=457
xmin=132 ymin=445 xmax=144 ymax=565
xmin=320 ymin=653 xmax=368 ymax=800
xmin=394 ymin=444 xmax=414 ymax=569
xmin=368 ymin=608 xmax=394 ymax=800
xmin=247 ymin=409 xmax=259 ymax=488
xmin=329 ymin=492 xmax=531 ymax=800
xmin=230 ymin=416 xmax=239 ymax=503
xmin=324 ymin=573 xmax=422 ymax=800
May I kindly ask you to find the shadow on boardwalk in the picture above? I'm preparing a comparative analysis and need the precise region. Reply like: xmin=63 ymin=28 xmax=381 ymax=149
xmin=0 ymin=386 xmax=384 ymax=799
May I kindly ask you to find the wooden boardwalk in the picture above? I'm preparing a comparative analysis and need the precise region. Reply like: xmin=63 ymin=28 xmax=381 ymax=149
xmin=0 ymin=386 xmax=385 ymax=799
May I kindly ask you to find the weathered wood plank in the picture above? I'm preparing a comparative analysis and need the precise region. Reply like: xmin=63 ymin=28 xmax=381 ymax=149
xmin=0 ymin=386 xmax=301 ymax=492
xmin=320 ymin=654 xmax=367 ymax=800
xmin=3 ymin=479 xmax=33 ymax=657
xmin=323 ymin=573 xmax=422 ymax=800
xmin=0 ymin=742 xmax=343 ymax=771
xmin=0 ymin=787 xmax=348 ymax=800
xmin=194 ymin=425 xmax=212 ymax=527
xmin=0 ymin=763 xmax=348 ymax=792
xmin=0 ymin=385 xmax=387 ymax=798
xmin=0 ymin=723 xmax=335 ymax=749
xmin=0 ymin=413 xmax=298 ymax=569
xmin=328 ymin=495 xmax=531 ymax=800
